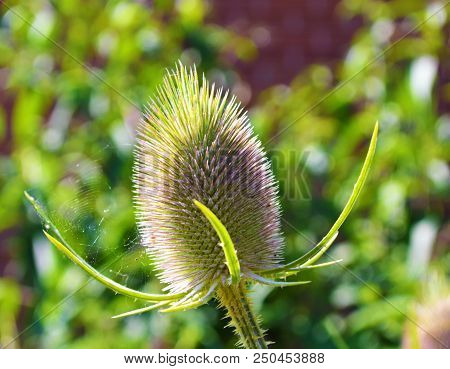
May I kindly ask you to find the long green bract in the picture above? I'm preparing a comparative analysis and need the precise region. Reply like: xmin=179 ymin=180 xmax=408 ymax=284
xmin=160 ymin=282 xmax=218 ymax=313
xmin=193 ymin=199 xmax=241 ymax=284
xmin=260 ymin=122 xmax=378 ymax=275
xmin=43 ymin=231 xmax=184 ymax=302
xmin=24 ymin=191 xmax=183 ymax=302
xmin=245 ymin=271 xmax=311 ymax=287
xmin=112 ymin=301 xmax=170 ymax=319
xmin=24 ymin=191 xmax=73 ymax=252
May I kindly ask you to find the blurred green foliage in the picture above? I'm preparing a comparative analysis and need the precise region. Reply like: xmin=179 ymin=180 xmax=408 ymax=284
xmin=252 ymin=0 xmax=449 ymax=348
xmin=0 ymin=0 xmax=448 ymax=349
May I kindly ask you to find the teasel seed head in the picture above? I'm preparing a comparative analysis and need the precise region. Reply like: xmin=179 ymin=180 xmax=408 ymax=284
xmin=133 ymin=64 xmax=284 ymax=294
xmin=26 ymin=60 xmax=377 ymax=347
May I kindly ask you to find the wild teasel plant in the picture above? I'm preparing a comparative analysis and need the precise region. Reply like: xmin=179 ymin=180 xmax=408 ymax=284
xmin=25 ymin=64 xmax=378 ymax=349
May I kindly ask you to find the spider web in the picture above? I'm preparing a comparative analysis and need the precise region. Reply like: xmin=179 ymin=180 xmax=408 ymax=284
xmin=30 ymin=134 xmax=160 ymax=297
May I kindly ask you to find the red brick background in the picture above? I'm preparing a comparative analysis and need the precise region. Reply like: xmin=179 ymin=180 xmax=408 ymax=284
xmin=211 ymin=0 xmax=362 ymax=92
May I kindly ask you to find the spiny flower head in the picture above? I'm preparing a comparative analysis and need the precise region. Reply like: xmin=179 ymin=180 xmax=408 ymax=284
xmin=133 ymin=64 xmax=284 ymax=294
xmin=25 ymin=62 xmax=377 ymax=346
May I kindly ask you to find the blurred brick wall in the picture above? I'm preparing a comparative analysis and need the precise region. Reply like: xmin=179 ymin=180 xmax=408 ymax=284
xmin=210 ymin=0 xmax=361 ymax=93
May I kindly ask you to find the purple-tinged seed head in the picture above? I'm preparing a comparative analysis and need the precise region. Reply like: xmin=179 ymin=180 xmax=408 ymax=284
xmin=133 ymin=64 xmax=284 ymax=293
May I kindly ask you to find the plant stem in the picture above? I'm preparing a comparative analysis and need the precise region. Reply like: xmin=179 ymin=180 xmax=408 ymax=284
xmin=216 ymin=281 xmax=268 ymax=349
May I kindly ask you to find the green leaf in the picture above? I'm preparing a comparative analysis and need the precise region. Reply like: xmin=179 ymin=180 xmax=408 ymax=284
xmin=193 ymin=199 xmax=241 ymax=284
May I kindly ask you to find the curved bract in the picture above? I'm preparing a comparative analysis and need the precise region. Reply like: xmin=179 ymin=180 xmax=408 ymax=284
xmin=25 ymin=191 xmax=183 ymax=302
xmin=43 ymin=231 xmax=184 ymax=302
xmin=193 ymin=200 xmax=241 ymax=284
xmin=258 ymin=121 xmax=379 ymax=278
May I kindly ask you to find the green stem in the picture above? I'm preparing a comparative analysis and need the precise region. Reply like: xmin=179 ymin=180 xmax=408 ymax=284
xmin=217 ymin=281 xmax=268 ymax=349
